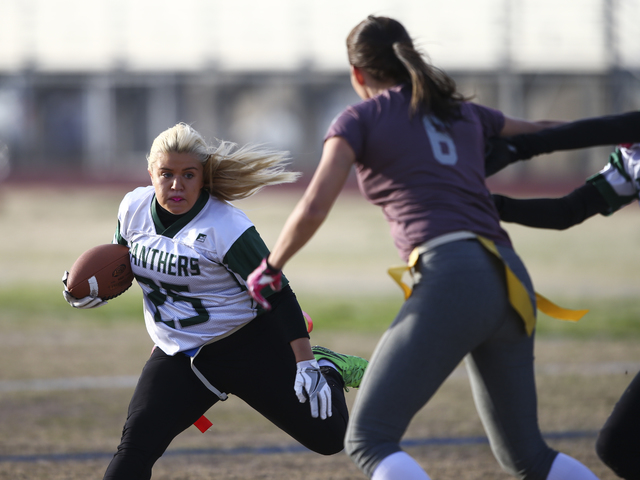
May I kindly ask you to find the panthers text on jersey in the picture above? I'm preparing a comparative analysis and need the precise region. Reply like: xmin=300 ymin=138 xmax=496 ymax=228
xmin=113 ymin=186 xmax=275 ymax=355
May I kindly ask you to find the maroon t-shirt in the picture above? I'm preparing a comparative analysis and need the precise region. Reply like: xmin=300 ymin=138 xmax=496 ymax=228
xmin=325 ymin=84 xmax=512 ymax=261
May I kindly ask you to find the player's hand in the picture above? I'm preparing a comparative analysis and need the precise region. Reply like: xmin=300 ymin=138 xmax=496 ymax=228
xmin=294 ymin=359 xmax=332 ymax=420
xmin=62 ymin=271 xmax=107 ymax=309
xmin=246 ymin=257 xmax=282 ymax=310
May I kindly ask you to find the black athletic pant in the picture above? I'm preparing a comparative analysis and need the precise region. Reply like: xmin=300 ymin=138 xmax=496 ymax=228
xmin=103 ymin=292 xmax=349 ymax=480
xmin=596 ymin=371 xmax=640 ymax=480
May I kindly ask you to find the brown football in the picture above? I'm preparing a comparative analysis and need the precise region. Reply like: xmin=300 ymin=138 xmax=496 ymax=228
xmin=67 ymin=244 xmax=134 ymax=300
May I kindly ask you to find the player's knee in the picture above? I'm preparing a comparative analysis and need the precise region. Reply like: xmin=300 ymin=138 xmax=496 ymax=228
xmin=596 ymin=429 xmax=640 ymax=479
xmin=104 ymin=442 xmax=156 ymax=479
xmin=344 ymin=428 xmax=398 ymax=478
xmin=316 ymin=445 xmax=343 ymax=456
xmin=596 ymin=427 xmax=614 ymax=462
xmin=343 ymin=432 xmax=361 ymax=464
xmin=296 ymin=421 xmax=346 ymax=456
xmin=310 ymin=436 xmax=344 ymax=456
xmin=493 ymin=446 xmax=557 ymax=480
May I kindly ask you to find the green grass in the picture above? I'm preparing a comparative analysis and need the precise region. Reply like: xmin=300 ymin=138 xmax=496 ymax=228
xmin=294 ymin=292 xmax=403 ymax=333
xmin=4 ymin=283 xmax=640 ymax=339
xmin=0 ymin=285 xmax=145 ymax=327
xmin=302 ymin=293 xmax=640 ymax=339
xmin=535 ymin=296 xmax=640 ymax=339
xmin=4 ymin=187 xmax=640 ymax=341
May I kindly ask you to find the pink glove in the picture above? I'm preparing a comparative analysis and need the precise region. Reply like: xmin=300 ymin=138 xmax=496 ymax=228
xmin=247 ymin=257 xmax=282 ymax=310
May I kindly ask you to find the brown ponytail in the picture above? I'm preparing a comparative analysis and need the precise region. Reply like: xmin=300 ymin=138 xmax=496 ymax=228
xmin=347 ymin=16 xmax=470 ymax=121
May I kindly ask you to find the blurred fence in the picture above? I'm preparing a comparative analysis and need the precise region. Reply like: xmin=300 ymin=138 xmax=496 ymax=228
xmin=1 ymin=70 xmax=639 ymax=186
xmin=1 ymin=0 xmax=640 ymax=185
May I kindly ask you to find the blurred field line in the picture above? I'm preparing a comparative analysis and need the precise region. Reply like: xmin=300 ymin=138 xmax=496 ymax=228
xmin=3 ymin=361 xmax=638 ymax=393
xmin=0 ymin=430 xmax=599 ymax=465
xmin=0 ymin=375 xmax=139 ymax=392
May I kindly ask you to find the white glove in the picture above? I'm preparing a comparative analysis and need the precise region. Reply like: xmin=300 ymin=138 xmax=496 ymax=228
xmin=294 ymin=359 xmax=332 ymax=420
xmin=62 ymin=271 xmax=107 ymax=309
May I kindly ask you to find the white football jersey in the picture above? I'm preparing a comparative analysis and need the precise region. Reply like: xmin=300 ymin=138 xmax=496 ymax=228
xmin=588 ymin=143 xmax=640 ymax=213
xmin=114 ymin=186 xmax=268 ymax=355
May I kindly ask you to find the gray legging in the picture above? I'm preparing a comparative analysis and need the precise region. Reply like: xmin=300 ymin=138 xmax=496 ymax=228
xmin=345 ymin=238 xmax=558 ymax=480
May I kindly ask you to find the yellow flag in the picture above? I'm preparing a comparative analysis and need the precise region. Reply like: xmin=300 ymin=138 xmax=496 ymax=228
xmin=388 ymin=235 xmax=588 ymax=336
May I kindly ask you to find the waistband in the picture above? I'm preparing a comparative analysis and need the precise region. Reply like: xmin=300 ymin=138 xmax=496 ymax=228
xmin=408 ymin=231 xmax=477 ymax=266
xmin=391 ymin=231 xmax=588 ymax=337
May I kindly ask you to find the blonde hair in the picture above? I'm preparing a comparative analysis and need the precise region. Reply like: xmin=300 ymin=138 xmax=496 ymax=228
xmin=147 ymin=123 xmax=301 ymax=201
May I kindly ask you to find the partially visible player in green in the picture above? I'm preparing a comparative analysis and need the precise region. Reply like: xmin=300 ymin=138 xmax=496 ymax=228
xmin=487 ymin=113 xmax=640 ymax=480
xmin=483 ymin=111 xmax=640 ymax=177
xmin=62 ymin=123 xmax=368 ymax=480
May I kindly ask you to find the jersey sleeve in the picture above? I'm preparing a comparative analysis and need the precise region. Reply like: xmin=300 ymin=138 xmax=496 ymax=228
xmin=113 ymin=192 xmax=134 ymax=246
xmin=113 ymin=219 xmax=128 ymax=246
xmin=468 ymin=103 xmax=505 ymax=139
xmin=586 ymin=145 xmax=640 ymax=214
xmin=224 ymin=228 xmax=306 ymax=341
xmin=223 ymin=226 xmax=289 ymax=294
xmin=324 ymin=106 xmax=365 ymax=159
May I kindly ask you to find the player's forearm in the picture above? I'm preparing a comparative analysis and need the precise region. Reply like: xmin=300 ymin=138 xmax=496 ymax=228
xmin=494 ymin=195 xmax=577 ymax=229
xmin=290 ymin=337 xmax=315 ymax=363
xmin=510 ymin=111 xmax=640 ymax=160
xmin=493 ymin=183 xmax=608 ymax=230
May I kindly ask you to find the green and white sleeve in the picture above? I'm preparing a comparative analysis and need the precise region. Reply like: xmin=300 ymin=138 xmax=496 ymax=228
xmin=586 ymin=147 xmax=638 ymax=214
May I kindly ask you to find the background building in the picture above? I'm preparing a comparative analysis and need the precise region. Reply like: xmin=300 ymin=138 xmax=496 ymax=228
xmin=0 ymin=0 xmax=639 ymax=184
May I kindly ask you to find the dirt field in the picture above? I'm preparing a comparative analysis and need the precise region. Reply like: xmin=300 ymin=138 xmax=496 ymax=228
xmin=0 ymin=325 xmax=636 ymax=479
xmin=1 ymin=184 xmax=640 ymax=479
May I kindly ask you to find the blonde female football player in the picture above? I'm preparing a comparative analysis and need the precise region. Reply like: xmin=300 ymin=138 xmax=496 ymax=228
xmin=248 ymin=15 xmax=601 ymax=480
xmin=62 ymin=122 xmax=367 ymax=480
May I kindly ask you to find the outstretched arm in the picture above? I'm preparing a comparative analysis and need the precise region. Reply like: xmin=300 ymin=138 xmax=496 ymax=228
xmin=509 ymin=111 xmax=640 ymax=160
xmin=484 ymin=116 xmax=566 ymax=176
xmin=494 ymin=143 xmax=640 ymax=229
xmin=485 ymin=111 xmax=640 ymax=176
xmin=492 ymin=183 xmax=610 ymax=230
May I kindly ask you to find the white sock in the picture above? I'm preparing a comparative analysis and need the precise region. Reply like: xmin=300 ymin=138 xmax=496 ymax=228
xmin=318 ymin=359 xmax=337 ymax=370
xmin=371 ymin=451 xmax=431 ymax=480
xmin=546 ymin=453 xmax=599 ymax=480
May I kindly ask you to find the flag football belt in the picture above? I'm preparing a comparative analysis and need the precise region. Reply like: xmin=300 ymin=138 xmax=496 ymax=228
xmin=147 ymin=345 xmax=218 ymax=433
xmin=182 ymin=344 xmax=229 ymax=434
xmin=387 ymin=231 xmax=588 ymax=336
xmin=184 ymin=311 xmax=315 ymax=433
